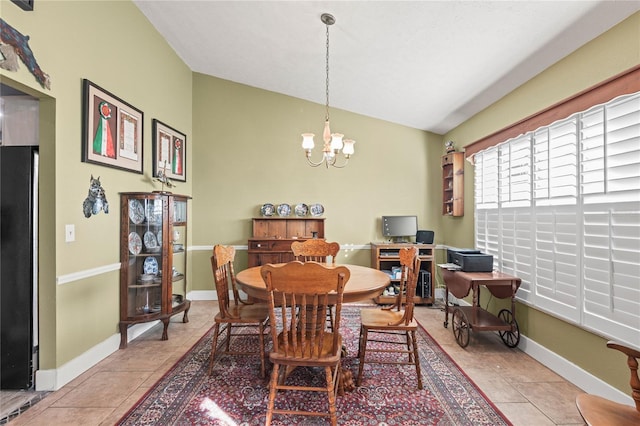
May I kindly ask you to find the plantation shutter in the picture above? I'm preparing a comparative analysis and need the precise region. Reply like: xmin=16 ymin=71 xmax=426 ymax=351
xmin=533 ymin=116 xmax=580 ymax=321
xmin=475 ymin=147 xmax=499 ymax=260
xmin=580 ymin=93 xmax=640 ymax=343
xmin=472 ymin=91 xmax=640 ymax=347
xmin=499 ymin=208 xmax=533 ymax=301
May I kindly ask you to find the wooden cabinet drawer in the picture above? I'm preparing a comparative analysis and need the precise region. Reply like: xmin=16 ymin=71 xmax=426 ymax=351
xmin=248 ymin=239 xmax=298 ymax=252
xmin=249 ymin=240 xmax=272 ymax=250
xmin=442 ymin=154 xmax=455 ymax=166
xmin=272 ymin=240 xmax=295 ymax=251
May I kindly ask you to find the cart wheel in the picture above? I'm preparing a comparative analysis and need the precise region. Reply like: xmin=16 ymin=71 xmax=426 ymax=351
xmin=498 ymin=309 xmax=520 ymax=348
xmin=452 ymin=308 xmax=470 ymax=348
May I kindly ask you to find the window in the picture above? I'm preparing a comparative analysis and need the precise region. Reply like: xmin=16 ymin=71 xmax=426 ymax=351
xmin=474 ymin=92 xmax=640 ymax=346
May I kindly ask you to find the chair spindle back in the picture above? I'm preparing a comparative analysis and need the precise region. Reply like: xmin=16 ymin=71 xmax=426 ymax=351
xmin=260 ymin=261 xmax=349 ymax=360
xmin=212 ymin=244 xmax=242 ymax=318
xmin=390 ymin=246 xmax=421 ymax=324
xmin=291 ymin=239 xmax=340 ymax=264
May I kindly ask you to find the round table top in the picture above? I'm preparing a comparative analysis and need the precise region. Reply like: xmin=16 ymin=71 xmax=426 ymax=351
xmin=236 ymin=263 xmax=390 ymax=303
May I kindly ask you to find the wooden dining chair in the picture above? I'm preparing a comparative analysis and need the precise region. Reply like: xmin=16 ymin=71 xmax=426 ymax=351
xmin=575 ymin=341 xmax=640 ymax=426
xmin=209 ymin=244 xmax=269 ymax=378
xmin=260 ymin=261 xmax=350 ymax=426
xmin=356 ymin=246 xmax=423 ymax=389
xmin=291 ymin=239 xmax=340 ymax=329
xmin=291 ymin=239 xmax=340 ymax=263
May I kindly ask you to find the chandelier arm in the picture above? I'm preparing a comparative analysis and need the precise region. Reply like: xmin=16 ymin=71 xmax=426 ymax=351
xmin=328 ymin=157 xmax=349 ymax=169
xmin=305 ymin=153 xmax=328 ymax=167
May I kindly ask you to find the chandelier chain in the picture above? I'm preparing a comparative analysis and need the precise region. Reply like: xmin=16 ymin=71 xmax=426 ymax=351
xmin=325 ymin=22 xmax=330 ymax=122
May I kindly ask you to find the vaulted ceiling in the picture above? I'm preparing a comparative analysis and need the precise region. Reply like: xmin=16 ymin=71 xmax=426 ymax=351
xmin=135 ymin=1 xmax=637 ymax=134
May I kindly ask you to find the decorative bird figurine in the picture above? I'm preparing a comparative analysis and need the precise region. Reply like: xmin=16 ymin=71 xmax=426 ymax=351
xmin=153 ymin=161 xmax=176 ymax=193
xmin=0 ymin=18 xmax=51 ymax=90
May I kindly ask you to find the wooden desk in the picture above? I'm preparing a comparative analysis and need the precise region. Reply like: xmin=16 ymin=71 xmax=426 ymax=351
xmin=236 ymin=263 xmax=390 ymax=303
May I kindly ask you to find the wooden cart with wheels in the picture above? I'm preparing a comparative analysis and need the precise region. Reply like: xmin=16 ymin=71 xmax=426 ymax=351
xmin=440 ymin=268 xmax=521 ymax=348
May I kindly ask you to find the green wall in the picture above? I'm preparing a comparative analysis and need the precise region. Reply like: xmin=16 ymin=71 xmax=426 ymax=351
xmin=442 ymin=12 xmax=640 ymax=395
xmin=1 ymin=0 xmax=193 ymax=370
xmin=189 ymin=74 xmax=443 ymax=289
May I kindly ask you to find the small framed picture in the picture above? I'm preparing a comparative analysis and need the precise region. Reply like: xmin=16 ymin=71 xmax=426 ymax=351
xmin=81 ymin=79 xmax=144 ymax=174
xmin=152 ymin=119 xmax=187 ymax=182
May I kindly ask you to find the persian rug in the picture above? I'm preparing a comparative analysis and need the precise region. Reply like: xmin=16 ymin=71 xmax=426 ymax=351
xmin=118 ymin=305 xmax=511 ymax=425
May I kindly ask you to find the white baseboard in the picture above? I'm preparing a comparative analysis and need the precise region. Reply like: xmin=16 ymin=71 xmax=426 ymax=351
xmin=35 ymin=321 xmax=158 ymax=391
xmin=518 ymin=334 xmax=631 ymax=405
xmin=454 ymin=298 xmax=632 ymax=405
xmin=188 ymin=290 xmax=218 ymax=300
xmin=35 ymin=290 xmax=210 ymax=390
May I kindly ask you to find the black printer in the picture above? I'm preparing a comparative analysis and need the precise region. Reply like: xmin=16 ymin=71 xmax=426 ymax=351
xmin=447 ymin=248 xmax=494 ymax=272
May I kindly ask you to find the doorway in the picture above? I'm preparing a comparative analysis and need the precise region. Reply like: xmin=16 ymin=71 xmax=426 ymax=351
xmin=0 ymin=84 xmax=39 ymax=391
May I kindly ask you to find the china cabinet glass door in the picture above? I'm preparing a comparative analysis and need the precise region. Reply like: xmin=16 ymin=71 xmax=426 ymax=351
xmin=125 ymin=196 xmax=164 ymax=317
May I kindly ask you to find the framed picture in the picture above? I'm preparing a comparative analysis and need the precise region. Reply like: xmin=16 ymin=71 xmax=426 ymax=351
xmin=11 ymin=0 xmax=34 ymax=11
xmin=82 ymin=79 xmax=143 ymax=174
xmin=152 ymin=119 xmax=187 ymax=182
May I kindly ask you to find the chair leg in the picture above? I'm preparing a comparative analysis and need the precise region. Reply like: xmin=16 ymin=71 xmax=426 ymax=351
xmin=333 ymin=362 xmax=342 ymax=397
xmin=325 ymin=365 xmax=338 ymax=426
xmin=357 ymin=324 xmax=363 ymax=358
xmin=405 ymin=331 xmax=414 ymax=363
xmin=265 ymin=364 xmax=279 ymax=426
xmin=356 ymin=326 xmax=367 ymax=386
xmin=208 ymin=322 xmax=221 ymax=375
xmin=410 ymin=330 xmax=423 ymax=390
xmin=258 ymin=322 xmax=266 ymax=378
xmin=225 ymin=322 xmax=232 ymax=351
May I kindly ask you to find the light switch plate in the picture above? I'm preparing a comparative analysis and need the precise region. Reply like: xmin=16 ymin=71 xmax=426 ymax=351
xmin=65 ymin=224 xmax=75 ymax=242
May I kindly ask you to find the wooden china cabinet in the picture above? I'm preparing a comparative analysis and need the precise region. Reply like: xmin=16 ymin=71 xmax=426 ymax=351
xmin=247 ymin=217 xmax=325 ymax=267
xmin=118 ymin=192 xmax=191 ymax=349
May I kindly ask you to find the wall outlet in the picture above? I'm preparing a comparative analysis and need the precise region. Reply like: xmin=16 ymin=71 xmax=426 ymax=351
xmin=65 ymin=224 xmax=75 ymax=242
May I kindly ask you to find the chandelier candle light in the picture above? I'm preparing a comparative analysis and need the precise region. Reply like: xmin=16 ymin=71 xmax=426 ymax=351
xmin=302 ymin=13 xmax=355 ymax=168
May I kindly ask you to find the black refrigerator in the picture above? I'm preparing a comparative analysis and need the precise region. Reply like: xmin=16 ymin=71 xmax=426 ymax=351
xmin=1 ymin=146 xmax=39 ymax=389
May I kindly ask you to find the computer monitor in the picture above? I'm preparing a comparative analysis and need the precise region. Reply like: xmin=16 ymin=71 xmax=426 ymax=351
xmin=382 ymin=215 xmax=418 ymax=243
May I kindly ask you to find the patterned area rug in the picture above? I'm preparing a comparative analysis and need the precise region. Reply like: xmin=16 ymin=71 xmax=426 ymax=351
xmin=118 ymin=305 xmax=511 ymax=425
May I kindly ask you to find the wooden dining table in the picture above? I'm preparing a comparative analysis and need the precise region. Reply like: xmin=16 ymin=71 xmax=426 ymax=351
xmin=235 ymin=262 xmax=390 ymax=393
xmin=235 ymin=263 xmax=391 ymax=304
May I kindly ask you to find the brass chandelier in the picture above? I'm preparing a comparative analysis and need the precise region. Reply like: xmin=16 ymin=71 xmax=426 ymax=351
xmin=301 ymin=13 xmax=355 ymax=168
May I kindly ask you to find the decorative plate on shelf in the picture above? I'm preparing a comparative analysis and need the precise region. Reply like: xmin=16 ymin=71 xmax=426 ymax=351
xmin=294 ymin=203 xmax=309 ymax=217
xmin=309 ymin=203 xmax=324 ymax=217
xmin=156 ymin=230 xmax=162 ymax=247
xmin=128 ymin=200 xmax=145 ymax=224
xmin=128 ymin=232 xmax=142 ymax=255
xmin=139 ymin=273 xmax=155 ymax=282
xmin=143 ymin=231 xmax=158 ymax=250
xmin=260 ymin=203 xmax=275 ymax=217
xmin=277 ymin=203 xmax=291 ymax=217
xmin=145 ymin=202 xmax=162 ymax=225
xmin=143 ymin=257 xmax=159 ymax=274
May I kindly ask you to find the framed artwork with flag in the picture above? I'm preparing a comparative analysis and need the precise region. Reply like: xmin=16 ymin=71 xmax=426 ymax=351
xmin=152 ymin=119 xmax=187 ymax=182
xmin=82 ymin=79 xmax=143 ymax=174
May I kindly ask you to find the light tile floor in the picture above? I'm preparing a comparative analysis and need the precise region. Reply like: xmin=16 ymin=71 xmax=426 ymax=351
xmin=5 ymin=301 xmax=587 ymax=425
